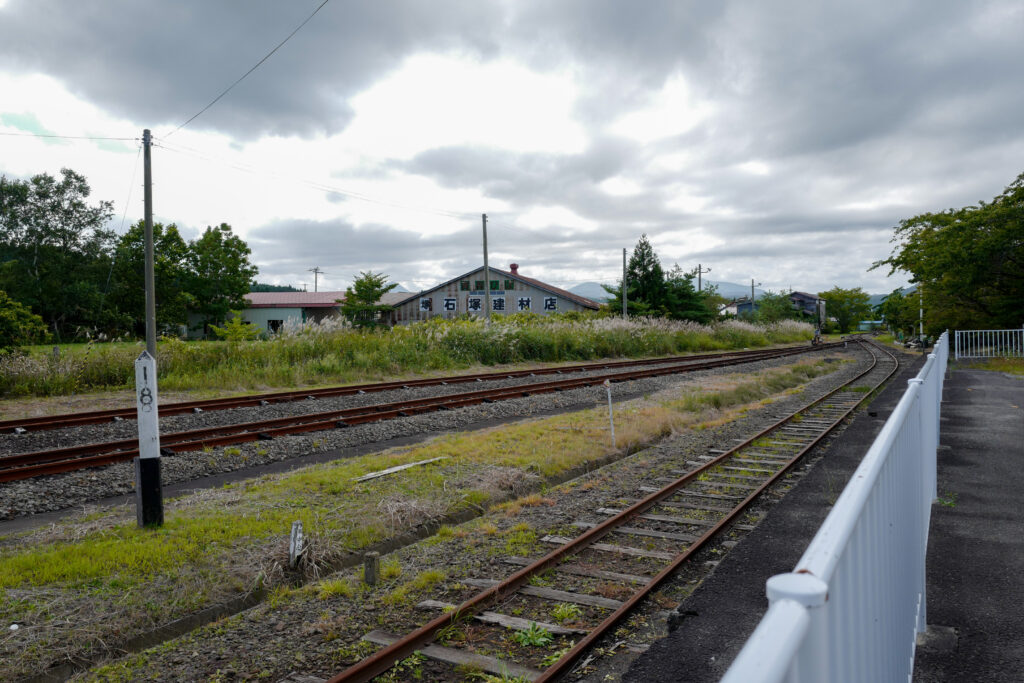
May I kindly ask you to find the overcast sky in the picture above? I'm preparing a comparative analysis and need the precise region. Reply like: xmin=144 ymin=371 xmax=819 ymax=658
xmin=1 ymin=1 xmax=1022 ymax=295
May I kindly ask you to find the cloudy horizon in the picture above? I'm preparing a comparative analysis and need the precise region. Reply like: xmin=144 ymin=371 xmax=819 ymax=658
xmin=2 ymin=0 xmax=1022 ymax=296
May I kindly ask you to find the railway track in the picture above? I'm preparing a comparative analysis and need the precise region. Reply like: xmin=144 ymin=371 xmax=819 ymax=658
xmin=0 ymin=346 xmax=818 ymax=435
xmin=0 ymin=343 xmax=841 ymax=483
xmin=318 ymin=339 xmax=897 ymax=682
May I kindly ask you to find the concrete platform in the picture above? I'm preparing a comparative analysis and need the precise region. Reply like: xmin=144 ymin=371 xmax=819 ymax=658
xmin=621 ymin=364 xmax=1024 ymax=682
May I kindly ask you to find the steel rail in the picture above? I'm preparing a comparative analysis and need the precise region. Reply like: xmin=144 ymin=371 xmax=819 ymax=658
xmin=0 ymin=346 xmax=807 ymax=434
xmin=326 ymin=340 xmax=897 ymax=682
xmin=0 ymin=344 xmax=838 ymax=482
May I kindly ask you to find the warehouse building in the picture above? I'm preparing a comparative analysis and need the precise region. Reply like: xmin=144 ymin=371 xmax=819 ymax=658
xmin=238 ymin=290 xmax=408 ymax=334
xmin=391 ymin=263 xmax=601 ymax=325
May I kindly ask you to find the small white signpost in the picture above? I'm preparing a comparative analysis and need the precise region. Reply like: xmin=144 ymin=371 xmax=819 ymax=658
xmin=604 ymin=379 xmax=616 ymax=448
xmin=134 ymin=351 xmax=163 ymax=527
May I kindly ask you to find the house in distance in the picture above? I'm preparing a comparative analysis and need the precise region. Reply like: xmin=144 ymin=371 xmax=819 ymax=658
xmin=391 ymin=263 xmax=601 ymax=324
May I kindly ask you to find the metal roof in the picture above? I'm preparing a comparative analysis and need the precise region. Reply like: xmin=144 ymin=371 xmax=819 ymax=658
xmin=244 ymin=291 xmax=409 ymax=309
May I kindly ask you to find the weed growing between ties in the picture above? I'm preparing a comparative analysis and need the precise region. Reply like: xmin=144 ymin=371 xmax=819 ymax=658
xmin=0 ymin=355 xmax=839 ymax=680
xmin=1 ymin=315 xmax=812 ymax=397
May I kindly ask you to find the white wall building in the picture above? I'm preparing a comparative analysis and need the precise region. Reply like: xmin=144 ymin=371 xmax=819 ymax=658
xmin=391 ymin=263 xmax=601 ymax=325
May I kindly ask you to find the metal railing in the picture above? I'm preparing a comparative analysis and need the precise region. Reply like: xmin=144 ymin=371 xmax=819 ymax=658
xmin=954 ymin=327 xmax=1024 ymax=359
xmin=722 ymin=332 xmax=948 ymax=683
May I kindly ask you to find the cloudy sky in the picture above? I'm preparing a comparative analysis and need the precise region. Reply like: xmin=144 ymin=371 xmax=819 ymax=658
xmin=1 ymin=1 xmax=1022 ymax=296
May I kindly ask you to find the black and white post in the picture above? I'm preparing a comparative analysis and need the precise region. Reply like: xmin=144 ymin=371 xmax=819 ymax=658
xmin=134 ymin=350 xmax=163 ymax=527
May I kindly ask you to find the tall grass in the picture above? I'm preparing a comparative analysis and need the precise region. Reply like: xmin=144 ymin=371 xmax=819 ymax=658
xmin=0 ymin=314 xmax=813 ymax=397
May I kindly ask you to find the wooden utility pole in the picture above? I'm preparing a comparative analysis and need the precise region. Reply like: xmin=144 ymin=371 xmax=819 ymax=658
xmin=622 ymin=248 xmax=627 ymax=317
xmin=482 ymin=214 xmax=491 ymax=324
xmin=142 ymin=129 xmax=156 ymax=357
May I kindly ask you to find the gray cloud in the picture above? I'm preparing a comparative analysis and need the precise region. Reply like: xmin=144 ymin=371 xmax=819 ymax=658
xmin=3 ymin=0 xmax=1022 ymax=295
xmin=0 ymin=0 xmax=498 ymax=139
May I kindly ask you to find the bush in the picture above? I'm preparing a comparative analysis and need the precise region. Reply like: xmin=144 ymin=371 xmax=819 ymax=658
xmin=0 ymin=313 xmax=813 ymax=397
xmin=0 ymin=290 xmax=48 ymax=352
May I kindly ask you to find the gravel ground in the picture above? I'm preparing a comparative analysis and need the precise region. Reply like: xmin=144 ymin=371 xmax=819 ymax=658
xmin=0 ymin=350 xmax=838 ymax=522
xmin=44 ymin=345 xmax=882 ymax=683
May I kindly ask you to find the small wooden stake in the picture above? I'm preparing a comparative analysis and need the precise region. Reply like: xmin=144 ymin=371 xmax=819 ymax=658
xmin=364 ymin=551 xmax=380 ymax=585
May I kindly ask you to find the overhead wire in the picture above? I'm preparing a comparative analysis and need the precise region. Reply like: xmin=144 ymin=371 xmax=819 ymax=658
xmin=163 ymin=0 xmax=333 ymax=138
xmin=151 ymin=137 xmax=477 ymax=222
xmin=0 ymin=131 xmax=138 ymax=141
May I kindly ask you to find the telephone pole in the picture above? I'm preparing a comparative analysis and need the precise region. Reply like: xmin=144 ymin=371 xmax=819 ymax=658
xmin=482 ymin=214 xmax=491 ymax=324
xmin=622 ymin=248 xmax=627 ymax=317
xmin=695 ymin=263 xmax=711 ymax=292
xmin=308 ymin=266 xmax=323 ymax=292
xmin=143 ymin=129 xmax=156 ymax=357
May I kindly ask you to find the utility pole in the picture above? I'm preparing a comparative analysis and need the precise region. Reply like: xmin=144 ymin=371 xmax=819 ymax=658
xmin=622 ymin=248 xmax=627 ymax=317
xmin=750 ymin=279 xmax=761 ymax=315
xmin=918 ymin=283 xmax=924 ymax=340
xmin=482 ymin=214 xmax=491 ymax=324
xmin=695 ymin=263 xmax=711 ymax=292
xmin=142 ymin=129 xmax=156 ymax=357
xmin=308 ymin=266 xmax=323 ymax=292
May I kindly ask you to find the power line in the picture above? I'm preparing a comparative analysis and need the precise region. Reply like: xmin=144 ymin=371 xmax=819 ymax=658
xmin=151 ymin=138 xmax=476 ymax=221
xmin=0 ymin=131 xmax=138 ymax=141
xmin=163 ymin=0 xmax=333 ymax=138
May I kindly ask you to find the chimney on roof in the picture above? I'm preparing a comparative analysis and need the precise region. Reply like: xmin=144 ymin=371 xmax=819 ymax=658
xmin=509 ymin=263 xmax=519 ymax=274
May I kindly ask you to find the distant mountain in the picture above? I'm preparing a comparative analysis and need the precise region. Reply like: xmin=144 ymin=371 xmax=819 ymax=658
xmin=390 ymin=283 xmax=411 ymax=293
xmin=705 ymin=280 xmax=766 ymax=300
xmin=568 ymin=282 xmax=613 ymax=302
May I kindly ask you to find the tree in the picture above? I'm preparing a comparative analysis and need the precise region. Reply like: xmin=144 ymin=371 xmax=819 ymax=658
xmin=340 ymin=271 xmax=397 ymax=328
xmin=664 ymin=264 xmax=714 ymax=323
xmin=818 ymin=286 xmax=871 ymax=333
xmin=875 ymin=288 xmax=917 ymax=338
xmin=0 ymin=169 xmax=115 ymax=339
xmin=108 ymin=221 xmax=191 ymax=336
xmin=603 ymin=234 xmax=668 ymax=316
xmin=872 ymin=172 xmax=1024 ymax=331
xmin=186 ymin=224 xmax=259 ymax=332
xmin=754 ymin=291 xmax=801 ymax=323
xmin=250 ymin=282 xmax=303 ymax=292
xmin=0 ymin=289 xmax=47 ymax=351
xmin=209 ymin=311 xmax=262 ymax=341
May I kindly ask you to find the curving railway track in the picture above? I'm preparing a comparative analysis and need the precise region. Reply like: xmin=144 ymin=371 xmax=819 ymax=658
xmin=319 ymin=338 xmax=898 ymax=682
xmin=0 ymin=343 xmax=842 ymax=483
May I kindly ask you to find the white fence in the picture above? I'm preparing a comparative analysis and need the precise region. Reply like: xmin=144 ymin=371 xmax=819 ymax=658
xmin=722 ymin=332 xmax=948 ymax=683
xmin=954 ymin=327 xmax=1024 ymax=359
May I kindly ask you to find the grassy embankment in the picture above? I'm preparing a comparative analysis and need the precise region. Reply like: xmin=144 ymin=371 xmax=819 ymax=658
xmin=1 ymin=315 xmax=813 ymax=398
xmin=0 ymin=354 xmax=837 ymax=679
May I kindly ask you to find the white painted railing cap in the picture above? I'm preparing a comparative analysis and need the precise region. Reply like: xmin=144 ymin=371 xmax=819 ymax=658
xmin=766 ymin=572 xmax=828 ymax=607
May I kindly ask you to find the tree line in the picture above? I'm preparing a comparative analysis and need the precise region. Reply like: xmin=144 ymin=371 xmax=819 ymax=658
xmin=0 ymin=168 xmax=257 ymax=347
xmin=873 ymin=172 xmax=1023 ymax=334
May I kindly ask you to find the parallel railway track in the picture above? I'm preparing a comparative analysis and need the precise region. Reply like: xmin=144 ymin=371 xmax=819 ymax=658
xmin=0 ymin=343 xmax=841 ymax=483
xmin=321 ymin=339 xmax=897 ymax=682
xmin=0 ymin=346 xmax=821 ymax=435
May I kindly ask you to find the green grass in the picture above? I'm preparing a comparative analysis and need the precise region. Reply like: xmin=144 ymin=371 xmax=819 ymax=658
xmin=0 ymin=352 xmax=838 ymax=680
xmin=961 ymin=357 xmax=1024 ymax=376
xmin=2 ymin=315 xmax=813 ymax=397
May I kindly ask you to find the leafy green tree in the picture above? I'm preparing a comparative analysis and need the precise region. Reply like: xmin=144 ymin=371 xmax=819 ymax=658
xmin=754 ymin=291 xmax=801 ymax=323
xmin=872 ymin=172 xmax=1024 ymax=331
xmin=186 ymin=223 xmax=259 ymax=332
xmin=818 ymin=286 xmax=872 ymax=333
xmin=0 ymin=169 xmax=115 ymax=339
xmin=108 ymin=221 xmax=191 ymax=336
xmin=340 ymin=271 xmax=398 ymax=328
xmin=208 ymin=311 xmax=262 ymax=341
xmin=875 ymin=288 xmax=918 ymax=338
xmin=0 ymin=289 xmax=47 ymax=351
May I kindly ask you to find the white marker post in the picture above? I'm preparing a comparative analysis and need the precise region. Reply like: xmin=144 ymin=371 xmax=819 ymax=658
xmin=134 ymin=351 xmax=163 ymax=527
xmin=604 ymin=379 xmax=616 ymax=449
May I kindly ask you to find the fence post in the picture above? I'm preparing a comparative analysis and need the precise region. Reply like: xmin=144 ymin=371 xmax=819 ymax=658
xmin=766 ymin=573 xmax=830 ymax=681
